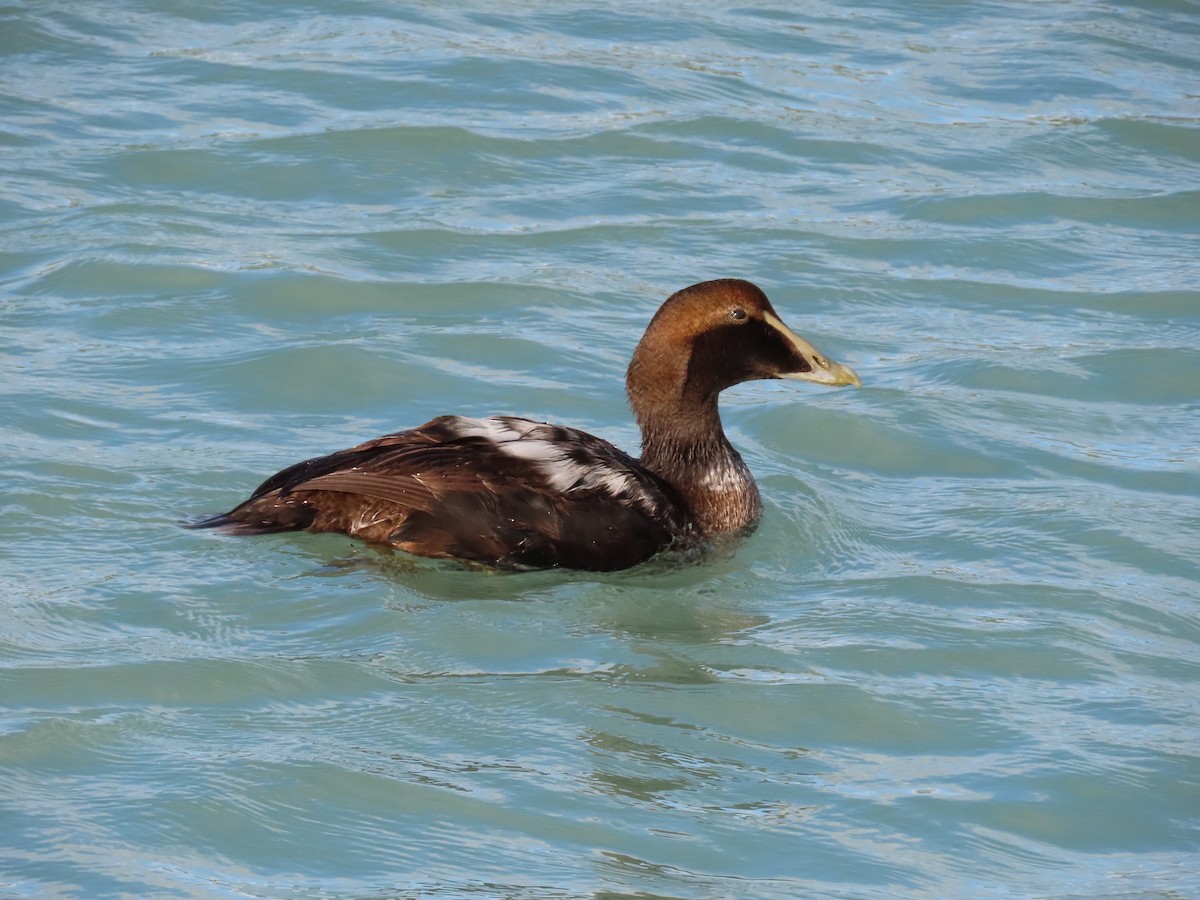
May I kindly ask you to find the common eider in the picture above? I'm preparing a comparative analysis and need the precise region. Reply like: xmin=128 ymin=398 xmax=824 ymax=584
xmin=190 ymin=279 xmax=860 ymax=570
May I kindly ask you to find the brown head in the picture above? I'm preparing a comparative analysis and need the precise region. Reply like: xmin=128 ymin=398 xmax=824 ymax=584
xmin=627 ymin=279 xmax=860 ymax=432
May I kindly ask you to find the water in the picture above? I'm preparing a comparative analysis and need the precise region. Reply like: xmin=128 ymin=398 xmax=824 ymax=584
xmin=2 ymin=0 xmax=1199 ymax=896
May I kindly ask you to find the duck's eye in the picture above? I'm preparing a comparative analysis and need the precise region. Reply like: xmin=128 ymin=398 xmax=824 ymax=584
xmin=730 ymin=308 xmax=748 ymax=321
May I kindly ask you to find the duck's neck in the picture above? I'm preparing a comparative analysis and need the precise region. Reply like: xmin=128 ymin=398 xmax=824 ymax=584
xmin=633 ymin=395 xmax=763 ymax=536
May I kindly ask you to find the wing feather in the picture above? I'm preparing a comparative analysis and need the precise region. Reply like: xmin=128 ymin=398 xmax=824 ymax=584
xmin=198 ymin=415 xmax=690 ymax=569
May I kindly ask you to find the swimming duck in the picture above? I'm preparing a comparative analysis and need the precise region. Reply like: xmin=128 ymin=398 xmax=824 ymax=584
xmin=191 ymin=278 xmax=860 ymax=571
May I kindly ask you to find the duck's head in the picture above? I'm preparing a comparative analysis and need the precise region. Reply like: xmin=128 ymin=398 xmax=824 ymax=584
xmin=627 ymin=279 xmax=861 ymax=420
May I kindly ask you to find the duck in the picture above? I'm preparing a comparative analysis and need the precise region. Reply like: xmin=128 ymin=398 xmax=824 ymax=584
xmin=190 ymin=278 xmax=860 ymax=571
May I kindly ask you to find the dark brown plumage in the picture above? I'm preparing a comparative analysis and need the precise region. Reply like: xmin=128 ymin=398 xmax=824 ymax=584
xmin=190 ymin=279 xmax=860 ymax=571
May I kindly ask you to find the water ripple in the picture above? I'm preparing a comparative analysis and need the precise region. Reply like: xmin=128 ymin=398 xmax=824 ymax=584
xmin=3 ymin=0 xmax=1199 ymax=897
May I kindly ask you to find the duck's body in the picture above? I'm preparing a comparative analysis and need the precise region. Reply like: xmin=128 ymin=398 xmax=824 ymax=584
xmin=192 ymin=279 xmax=859 ymax=571
xmin=201 ymin=414 xmax=693 ymax=571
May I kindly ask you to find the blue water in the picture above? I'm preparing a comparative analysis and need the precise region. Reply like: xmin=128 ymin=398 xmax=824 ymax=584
xmin=3 ymin=1 xmax=1199 ymax=897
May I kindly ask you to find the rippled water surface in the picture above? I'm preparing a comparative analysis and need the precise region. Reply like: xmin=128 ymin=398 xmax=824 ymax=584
xmin=3 ymin=1 xmax=1199 ymax=896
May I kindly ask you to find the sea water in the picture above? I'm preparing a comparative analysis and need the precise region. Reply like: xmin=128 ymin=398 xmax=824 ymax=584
xmin=2 ymin=1 xmax=1198 ymax=896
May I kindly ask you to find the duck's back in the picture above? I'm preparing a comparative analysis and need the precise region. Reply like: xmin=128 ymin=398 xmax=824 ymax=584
xmin=192 ymin=415 xmax=690 ymax=571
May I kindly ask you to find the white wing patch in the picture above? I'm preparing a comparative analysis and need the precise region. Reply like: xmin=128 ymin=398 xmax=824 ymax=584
xmin=448 ymin=416 xmax=641 ymax=500
xmin=449 ymin=416 xmax=540 ymax=443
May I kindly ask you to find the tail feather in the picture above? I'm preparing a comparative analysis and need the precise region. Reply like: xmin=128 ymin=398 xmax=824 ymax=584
xmin=184 ymin=498 xmax=316 ymax=536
